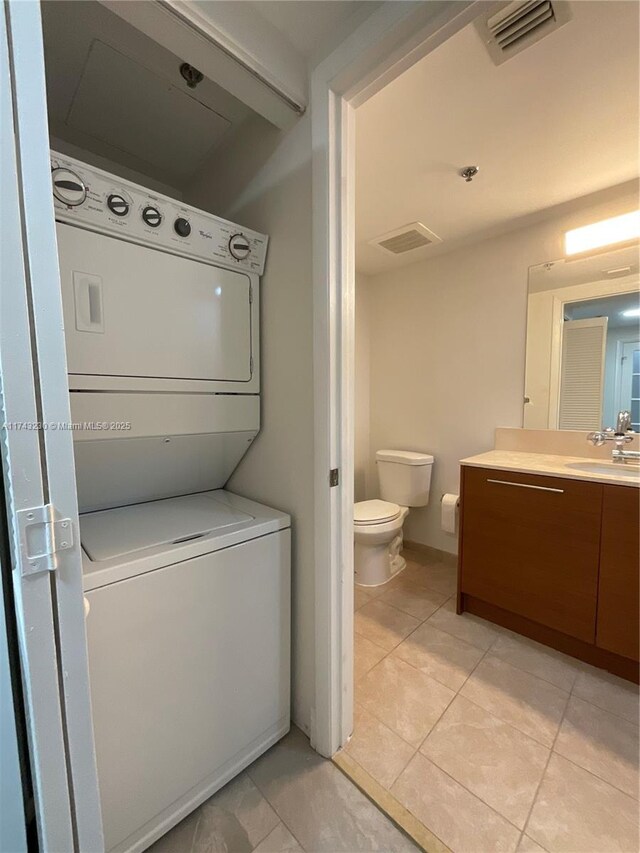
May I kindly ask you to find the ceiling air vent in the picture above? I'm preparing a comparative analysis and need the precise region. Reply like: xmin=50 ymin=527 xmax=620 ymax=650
xmin=475 ymin=1 xmax=572 ymax=66
xmin=371 ymin=222 xmax=442 ymax=256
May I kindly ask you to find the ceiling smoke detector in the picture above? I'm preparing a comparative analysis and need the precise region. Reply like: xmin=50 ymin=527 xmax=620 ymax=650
xmin=370 ymin=222 xmax=442 ymax=256
xmin=475 ymin=1 xmax=572 ymax=66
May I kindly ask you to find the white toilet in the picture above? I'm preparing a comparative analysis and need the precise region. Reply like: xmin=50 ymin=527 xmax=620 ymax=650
xmin=354 ymin=449 xmax=434 ymax=587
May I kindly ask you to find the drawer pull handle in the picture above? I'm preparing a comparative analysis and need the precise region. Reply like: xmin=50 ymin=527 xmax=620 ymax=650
xmin=486 ymin=478 xmax=564 ymax=494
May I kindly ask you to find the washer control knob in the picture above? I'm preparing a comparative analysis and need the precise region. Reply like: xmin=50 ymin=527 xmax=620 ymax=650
xmin=107 ymin=194 xmax=129 ymax=217
xmin=229 ymin=233 xmax=251 ymax=260
xmin=174 ymin=217 xmax=191 ymax=237
xmin=52 ymin=168 xmax=86 ymax=206
xmin=142 ymin=206 xmax=162 ymax=228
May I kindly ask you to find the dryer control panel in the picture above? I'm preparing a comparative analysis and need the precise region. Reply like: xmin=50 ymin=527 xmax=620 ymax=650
xmin=51 ymin=151 xmax=268 ymax=275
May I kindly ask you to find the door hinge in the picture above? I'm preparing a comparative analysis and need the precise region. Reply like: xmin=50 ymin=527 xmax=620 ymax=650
xmin=16 ymin=504 xmax=74 ymax=576
xmin=249 ymin=284 xmax=253 ymax=304
xmin=329 ymin=468 xmax=339 ymax=487
xmin=250 ymin=355 xmax=254 ymax=375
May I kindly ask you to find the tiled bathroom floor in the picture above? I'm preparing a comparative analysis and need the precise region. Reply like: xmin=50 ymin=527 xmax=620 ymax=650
xmin=348 ymin=549 xmax=640 ymax=853
xmin=149 ymin=725 xmax=418 ymax=853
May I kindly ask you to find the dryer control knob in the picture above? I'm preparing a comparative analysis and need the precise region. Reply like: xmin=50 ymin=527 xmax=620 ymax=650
xmin=142 ymin=206 xmax=162 ymax=228
xmin=229 ymin=233 xmax=251 ymax=260
xmin=107 ymin=194 xmax=129 ymax=217
xmin=174 ymin=217 xmax=191 ymax=237
xmin=52 ymin=168 xmax=86 ymax=206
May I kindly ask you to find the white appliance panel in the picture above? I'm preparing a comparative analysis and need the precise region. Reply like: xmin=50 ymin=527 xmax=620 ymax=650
xmin=69 ymin=392 xmax=260 ymax=441
xmin=57 ymin=223 xmax=253 ymax=384
xmin=80 ymin=493 xmax=255 ymax=562
xmin=74 ymin=431 xmax=257 ymax=513
xmin=51 ymin=151 xmax=268 ymax=276
xmin=86 ymin=530 xmax=291 ymax=853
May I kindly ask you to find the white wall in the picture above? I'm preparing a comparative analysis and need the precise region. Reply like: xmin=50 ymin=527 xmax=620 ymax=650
xmin=354 ymin=274 xmax=371 ymax=502
xmin=185 ymin=116 xmax=315 ymax=734
xmin=50 ymin=136 xmax=183 ymax=199
xmin=363 ymin=186 xmax=639 ymax=555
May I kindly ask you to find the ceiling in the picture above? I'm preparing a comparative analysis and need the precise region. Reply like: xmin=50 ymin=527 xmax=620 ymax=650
xmin=566 ymin=292 xmax=640 ymax=330
xmin=249 ymin=1 xmax=380 ymax=61
xmin=355 ymin=1 xmax=640 ymax=275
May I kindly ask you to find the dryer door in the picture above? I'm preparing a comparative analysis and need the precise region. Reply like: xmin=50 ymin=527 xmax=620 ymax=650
xmin=57 ymin=223 xmax=253 ymax=384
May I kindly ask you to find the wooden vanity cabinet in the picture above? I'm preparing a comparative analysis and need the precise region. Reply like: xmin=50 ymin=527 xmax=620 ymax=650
xmin=596 ymin=485 xmax=640 ymax=661
xmin=459 ymin=466 xmax=639 ymax=681
xmin=459 ymin=467 xmax=602 ymax=643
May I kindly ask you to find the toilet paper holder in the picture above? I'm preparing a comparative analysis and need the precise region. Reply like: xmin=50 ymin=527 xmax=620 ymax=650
xmin=440 ymin=492 xmax=460 ymax=534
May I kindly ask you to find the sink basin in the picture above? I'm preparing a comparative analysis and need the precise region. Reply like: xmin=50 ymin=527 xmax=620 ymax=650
xmin=567 ymin=461 xmax=640 ymax=481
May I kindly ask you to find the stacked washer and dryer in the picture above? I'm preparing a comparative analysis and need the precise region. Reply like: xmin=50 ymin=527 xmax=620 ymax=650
xmin=51 ymin=152 xmax=291 ymax=853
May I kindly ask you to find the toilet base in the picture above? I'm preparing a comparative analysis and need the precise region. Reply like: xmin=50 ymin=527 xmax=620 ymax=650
xmin=354 ymin=535 xmax=406 ymax=588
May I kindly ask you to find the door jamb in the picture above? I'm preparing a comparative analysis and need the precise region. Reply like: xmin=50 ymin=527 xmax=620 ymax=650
xmin=310 ymin=0 xmax=481 ymax=757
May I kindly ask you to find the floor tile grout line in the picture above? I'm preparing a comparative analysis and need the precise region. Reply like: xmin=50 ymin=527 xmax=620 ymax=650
xmin=354 ymin=626 xmax=396 ymax=654
xmin=487 ymin=650 xmax=581 ymax=694
xmin=358 ymin=595 xmax=569 ymax=750
xmin=414 ymin=645 xmax=492 ymax=755
xmin=358 ymin=586 xmax=453 ymax=626
xmin=520 ymin=683 xmax=572 ymax=841
xmin=443 ymin=688 xmax=557 ymax=752
xmin=551 ymin=745 xmax=640 ymax=802
xmin=341 ymin=750 xmax=454 ymax=852
xmin=566 ymin=689 xmax=640 ymax=729
xmin=357 ymin=569 xmax=639 ymax=848
xmin=351 ymin=698 xmax=422 ymax=754
xmin=569 ymin=678 xmax=640 ymax=728
xmin=422 ymin=609 xmax=502 ymax=653
xmin=245 ymin=768 xmax=308 ymax=853
xmin=480 ymin=651 xmax=575 ymax=697
xmin=355 ymin=591 xmax=456 ymax=658
xmin=401 ymin=751 xmax=527 ymax=837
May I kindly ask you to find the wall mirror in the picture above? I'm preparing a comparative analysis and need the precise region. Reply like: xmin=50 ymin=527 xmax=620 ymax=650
xmin=524 ymin=244 xmax=640 ymax=430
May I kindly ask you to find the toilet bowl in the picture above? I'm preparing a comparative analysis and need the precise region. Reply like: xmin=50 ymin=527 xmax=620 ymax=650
xmin=354 ymin=449 xmax=434 ymax=587
xmin=354 ymin=500 xmax=410 ymax=586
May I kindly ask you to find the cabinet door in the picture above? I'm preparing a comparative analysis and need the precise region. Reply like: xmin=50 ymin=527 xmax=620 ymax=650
xmin=460 ymin=467 xmax=602 ymax=642
xmin=596 ymin=485 xmax=639 ymax=661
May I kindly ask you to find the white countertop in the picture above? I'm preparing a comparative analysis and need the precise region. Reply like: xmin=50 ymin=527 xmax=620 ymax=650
xmin=460 ymin=450 xmax=640 ymax=488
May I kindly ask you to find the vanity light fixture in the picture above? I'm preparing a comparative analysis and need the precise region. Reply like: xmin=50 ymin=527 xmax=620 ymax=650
xmin=622 ymin=307 xmax=640 ymax=318
xmin=565 ymin=210 xmax=640 ymax=256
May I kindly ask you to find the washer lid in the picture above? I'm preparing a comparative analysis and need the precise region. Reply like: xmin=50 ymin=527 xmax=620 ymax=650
xmin=354 ymin=499 xmax=401 ymax=525
xmin=376 ymin=449 xmax=434 ymax=465
xmin=80 ymin=493 xmax=254 ymax=562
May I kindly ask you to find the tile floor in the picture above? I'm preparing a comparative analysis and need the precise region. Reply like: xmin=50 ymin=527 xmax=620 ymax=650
xmin=149 ymin=726 xmax=418 ymax=853
xmin=349 ymin=550 xmax=640 ymax=853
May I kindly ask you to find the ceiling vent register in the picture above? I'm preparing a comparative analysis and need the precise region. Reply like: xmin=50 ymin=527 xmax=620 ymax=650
xmin=475 ymin=0 xmax=572 ymax=65
xmin=372 ymin=222 xmax=442 ymax=256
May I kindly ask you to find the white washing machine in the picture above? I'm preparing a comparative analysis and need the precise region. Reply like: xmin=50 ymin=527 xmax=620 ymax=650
xmin=51 ymin=152 xmax=290 ymax=853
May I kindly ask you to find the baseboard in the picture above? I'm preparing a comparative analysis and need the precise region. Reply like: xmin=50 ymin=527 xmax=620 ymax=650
xmin=403 ymin=540 xmax=457 ymax=568
xmin=332 ymin=750 xmax=451 ymax=853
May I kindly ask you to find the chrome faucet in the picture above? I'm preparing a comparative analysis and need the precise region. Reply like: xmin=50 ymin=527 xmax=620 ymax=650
xmin=616 ymin=410 xmax=632 ymax=433
xmin=588 ymin=412 xmax=638 ymax=463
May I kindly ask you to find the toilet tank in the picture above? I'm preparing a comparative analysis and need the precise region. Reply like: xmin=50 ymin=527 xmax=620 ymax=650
xmin=376 ymin=449 xmax=434 ymax=507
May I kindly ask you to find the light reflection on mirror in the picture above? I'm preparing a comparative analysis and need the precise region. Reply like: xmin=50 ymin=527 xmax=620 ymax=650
xmin=524 ymin=244 xmax=640 ymax=431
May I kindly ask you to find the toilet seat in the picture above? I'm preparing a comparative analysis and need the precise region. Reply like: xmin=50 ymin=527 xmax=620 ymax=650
xmin=354 ymin=499 xmax=401 ymax=526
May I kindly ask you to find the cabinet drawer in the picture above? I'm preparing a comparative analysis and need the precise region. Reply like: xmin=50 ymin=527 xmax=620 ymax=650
xmin=460 ymin=466 xmax=602 ymax=642
xmin=597 ymin=485 xmax=639 ymax=661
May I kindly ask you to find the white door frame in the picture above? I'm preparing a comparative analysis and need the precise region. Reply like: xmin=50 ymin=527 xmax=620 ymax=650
xmin=310 ymin=0 xmax=481 ymax=757
xmin=1 ymin=2 xmax=103 ymax=849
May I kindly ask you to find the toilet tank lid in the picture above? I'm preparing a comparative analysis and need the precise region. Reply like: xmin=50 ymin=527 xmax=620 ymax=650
xmin=376 ymin=449 xmax=434 ymax=466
